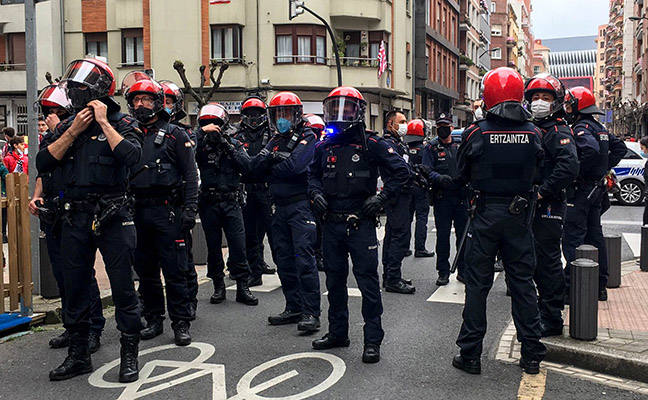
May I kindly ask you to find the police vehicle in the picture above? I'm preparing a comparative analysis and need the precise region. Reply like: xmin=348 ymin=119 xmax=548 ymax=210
xmin=613 ymin=141 xmax=646 ymax=206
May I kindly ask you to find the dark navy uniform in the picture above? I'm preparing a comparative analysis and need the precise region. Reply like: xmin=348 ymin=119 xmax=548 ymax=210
xmin=255 ymin=127 xmax=320 ymax=318
xmin=562 ymin=117 xmax=626 ymax=292
xmin=405 ymin=140 xmax=431 ymax=253
xmin=36 ymin=110 xmax=143 ymax=338
xmin=533 ymin=118 xmax=579 ymax=333
xmin=309 ymin=129 xmax=409 ymax=344
xmin=455 ymin=117 xmax=546 ymax=363
xmin=39 ymin=130 xmax=106 ymax=339
xmin=196 ymin=128 xmax=253 ymax=288
xmin=235 ymin=123 xmax=276 ymax=280
xmin=381 ymin=132 xmax=414 ymax=287
xmin=422 ymin=136 xmax=468 ymax=278
xmin=130 ymin=119 xmax=198 ymax=327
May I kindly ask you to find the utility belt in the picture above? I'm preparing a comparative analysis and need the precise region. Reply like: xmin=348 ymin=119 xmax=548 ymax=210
xmin=273 ymin=193 xmax=308 ymax=207
xmin=199 ymin=188 xmax=245 ymax=204
xmin=62 ymin=193 xmax=132 ymax=236
xmin=134 ymin=191 xmax=182 ymax=207
xmin=476 ymin=192 xmax=532 ymax=215
xmin=324 ymin=212 xmax=377 ymax=236
xmin=38 ymin=196 xmax=63 ymax=227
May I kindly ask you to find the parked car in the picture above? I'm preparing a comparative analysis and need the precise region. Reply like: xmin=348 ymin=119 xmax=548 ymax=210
xmin=612 ymin=141 xmax=646 ymax=206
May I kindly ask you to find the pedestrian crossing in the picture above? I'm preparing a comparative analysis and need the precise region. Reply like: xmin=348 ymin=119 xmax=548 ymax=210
xmin=426 ymin=273 xmax=500 ymax=304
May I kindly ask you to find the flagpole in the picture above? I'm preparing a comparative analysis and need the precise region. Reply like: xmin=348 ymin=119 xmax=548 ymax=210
xmin=298 ymin=4 xmax=342 ymax=86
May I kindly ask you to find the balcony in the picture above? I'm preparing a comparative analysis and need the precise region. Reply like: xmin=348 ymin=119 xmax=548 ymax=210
xmin=0 ymin=66 xmax=27 ymax=93
xmin=635 ymin=57 xmax=643 ymax=74
xmin=330 ymin=0 xmax=389 ymax=23
xmin=459 ymin=21 xmax=470 ymax=31
xmin=636 ymin=20 xmax=644 ymax=39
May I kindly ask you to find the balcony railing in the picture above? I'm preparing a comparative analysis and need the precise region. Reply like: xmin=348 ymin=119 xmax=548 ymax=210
xmin=338 ymin=56 xmax=381 ymax=68
xmin=0 ymin=63 xmax=26 ymax=71
xmin=273 ymin=55 xmax=329 ymax=65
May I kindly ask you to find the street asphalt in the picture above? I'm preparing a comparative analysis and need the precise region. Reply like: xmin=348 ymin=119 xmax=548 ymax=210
xmin=0 ymin=204 xmax=645 ymax=399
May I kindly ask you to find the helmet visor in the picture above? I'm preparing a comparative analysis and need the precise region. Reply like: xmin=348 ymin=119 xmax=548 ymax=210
xmin=242 ymin=107 xmax=266 ymax=128
xmin=61 ymin=60 xmax=104 ymax=88
xmin=323 ymin=97 xmax=362 ymax=123
xmin=37 ymin=85 xmax=71 ymax=110
xmin=121 ymin=71 xmax=156 ymax=97
xmin=199 ymin=103 xmax=229 ymax=126
xmin=268 ymin=105 xmax=302 ymax=133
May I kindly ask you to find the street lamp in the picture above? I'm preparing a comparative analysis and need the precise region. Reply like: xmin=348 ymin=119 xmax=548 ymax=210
xmin=479 ymin=48 xmax=499 ymax=59
xmin=289 ymin=0 xmax=343 ymax=86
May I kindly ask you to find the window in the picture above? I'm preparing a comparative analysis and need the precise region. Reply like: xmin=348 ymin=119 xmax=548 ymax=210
xmin=275 ymin=25 xmax=326 ymax=64
xmin=406 ymin=42 xmax=411 ymax=75
xmin=491 ymin=2 xmax=496 ymax=12
xmin=600 ymin=41 xmax=604 ymax=49
xmin=492 ymin=48 xmax=502 ymax=59
xmin=369 ymin=31 xmax=389 ymax=67
xmin=121 ymin=28 xmax=143 ymax=65
xmin=436 ymin=1 xmax=442 ymax=31
xmin=6 ymin=33 xmax=26 ymax=69
xmin=534 ymin=66 xmax=541 ymax=74
xmin=436 ymin=51 xmax=441 ymax=82
xmin=211 ymin=25 xmax=242 ymax=61
xmin=426 ymin=45 xmax=431 ymax=79
xmin=0 ymin=0 xmax=24 ymax=4
xmin=624 ymin=148 xmax=643 ymax=160
xmin=600 ymin=65 xmax=604 ymax=73
xmin=85 ymin=32 xmax=107 ymax=58
xmin=492 ymin=25 xmax=502 ymax=36
xmin=425 ymin=0 xmax=431 ymax=26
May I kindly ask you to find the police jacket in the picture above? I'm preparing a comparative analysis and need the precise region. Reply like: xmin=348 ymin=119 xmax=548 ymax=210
xmin=457 ymin=112 xmax=543 ymax=196
xmin=36 ymin=109 xmax=142 ymax=200
xmin=309 ymin=127 xmax=410 ymax=214
xmin=382 ymin=131 xmax=413 ymax=192
xmin=422 ymin=136 xmax=463 ymax=195
xmin=130 ymin=118 xmax=198 ymax=208
xmin=534 ymin=118 xmax=579 ymax=201
xmin=254 ymin=125 xmax=317 ymax=202
xmin=196 ymin=127 xmax=252 ymax=193
xmin=171 ymin=119 xmax=196 ymax=148
xmin=571 ymin=117 xmax=627 ymax=183
xmin=406 ymin=140 xmax=425 ymax=167
xmin=38 ymin=130 xmax=65 ymax=200
xmin=234 ymin=123 xmax=272 ymax=184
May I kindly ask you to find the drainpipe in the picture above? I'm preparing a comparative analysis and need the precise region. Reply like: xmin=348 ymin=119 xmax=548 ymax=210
xmin=59 ymin=0 xmax=65 ymax=75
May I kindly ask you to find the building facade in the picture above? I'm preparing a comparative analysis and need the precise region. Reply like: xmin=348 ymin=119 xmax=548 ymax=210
xmin=594 ymin=24 xmax=608 ymax=107
xmin=0 ymin=0 xmax=415 ymax=131
xmin=415 ymin=0 xmax=460 ymax=122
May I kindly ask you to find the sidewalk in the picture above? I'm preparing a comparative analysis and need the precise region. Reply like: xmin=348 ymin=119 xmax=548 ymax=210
xmin=497 ymin=260 xmax=648 ymax=393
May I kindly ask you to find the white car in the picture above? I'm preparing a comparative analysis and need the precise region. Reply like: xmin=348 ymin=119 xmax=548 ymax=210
xmin=612 ymin=141 xmax=646 ymax=206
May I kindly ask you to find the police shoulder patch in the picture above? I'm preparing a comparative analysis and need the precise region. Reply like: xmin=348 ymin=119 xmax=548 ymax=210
xmin=300 ymin=139 xmax=308 ymax=145
xmin=387 ymin=147 xmax=394 ymax=153
xmin=185 ymin=141 xmax=192 ymax=148
xmin=577 ymin=131 xmax=585 ymax=136
xmin=560 ymin=138 xmax=571 ymax=145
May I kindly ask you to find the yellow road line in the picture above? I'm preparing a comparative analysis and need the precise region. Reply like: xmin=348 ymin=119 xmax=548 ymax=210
xmin=517 ymin=369 xmax=547 ymax=400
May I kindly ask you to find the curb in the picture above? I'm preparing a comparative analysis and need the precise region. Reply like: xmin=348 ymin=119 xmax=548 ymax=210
xmin=543 ymin=336 xmax=648 ymax=384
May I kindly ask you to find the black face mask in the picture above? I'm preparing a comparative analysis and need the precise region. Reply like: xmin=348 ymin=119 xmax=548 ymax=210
xmin=437 ymin=126 xmax=452 ymax=139
xmin=68 ymin=87 xmax=94 ymax=111
xmin=134 ymin=106 xmax=156 ymax=124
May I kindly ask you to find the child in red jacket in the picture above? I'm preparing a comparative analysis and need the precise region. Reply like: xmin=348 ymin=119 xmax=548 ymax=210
xmin=3 ymin=136 xmax=28 ymax=174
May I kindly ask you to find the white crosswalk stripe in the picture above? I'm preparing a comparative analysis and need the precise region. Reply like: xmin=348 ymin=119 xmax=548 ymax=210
xmin=226 ymin=273 xmax=282 ymax=292
xmin=426 ymin=273 xmax=500 ymax=304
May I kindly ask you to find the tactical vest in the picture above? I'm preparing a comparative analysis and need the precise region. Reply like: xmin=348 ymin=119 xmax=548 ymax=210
xmin=131 ymin=122 xmax=182 ymax=191
xmin=407 ymin=143 xmax=424 ymax=166
xmin=470 ymin=120 xmax=539 ymax=195
xmin=238 ymin=126 xmax=270 ymax=157
xmin=39 ymin=131 xmax=65 ymax=198
xmin=322 ymin=143 xmax=377 ymax=200
xmin=196 ymin=135 xmax=242 ymax=192
xmin=430 ymin=139 xmax=459 ymax=178
xmin=574 ymin=119 xmax=609 ymax=181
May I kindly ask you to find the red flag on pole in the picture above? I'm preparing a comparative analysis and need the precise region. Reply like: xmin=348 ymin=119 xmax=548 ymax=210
xmin=378 ymin=40 xmax=387 ymax=78
xmin=210 ymin=0 xmax=231 ymax=4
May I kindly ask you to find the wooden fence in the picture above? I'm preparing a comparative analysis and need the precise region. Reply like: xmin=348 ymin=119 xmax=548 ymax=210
xmin=0 ymin=173 xmax=32 ymax=314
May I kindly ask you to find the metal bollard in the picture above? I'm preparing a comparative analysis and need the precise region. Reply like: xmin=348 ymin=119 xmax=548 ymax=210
xmin=569 ymin=258 xmax=599 ymax=341
xmin=641 ymin=225 xmax=648 ymax=272
xmin=605 ymin=235 xmax=622 ymax=288
xmin=575 ymin=244 xmax=598 ymax=264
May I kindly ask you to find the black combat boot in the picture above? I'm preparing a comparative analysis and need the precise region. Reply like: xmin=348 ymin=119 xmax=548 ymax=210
xmin=172 ymin=320 xmax=192 ymax=346
xmin=140 ymin=317 xmax=164 ymax=340
xmin=49 ymin=330 xmax=70 ymax=349
xmin=210 ymin=278 xmax=226 ymax=304
xmin=268 ymin=310 xmax=302 ymax=325
xmin=119 ymin=333 xmax=140 ymax=383
xmin=49 ymin=332 xmax=93 ymax=381
xmin=297 ymin=315 xmax=320 ymax=332
xmin=236 ymin=280 xmax=259 ymax=306
xmin=362 ymin=344 xmax=380 ymax=363
xmin=312 ymin=333 xmax=350 ymax=350
xmin=248 ymin=275 xmax=263 ymax=287
xmin=452 ymin=355 xmax=481 ymax=375
xmin=88 ymin=330 xmax=102 ymax=354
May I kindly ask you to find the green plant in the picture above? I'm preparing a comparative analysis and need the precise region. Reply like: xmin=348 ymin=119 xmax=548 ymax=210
xmin=459 ymin=55 xmax=474 ymax=67
xmin=336 ymin=36 xmax=346 ymax=59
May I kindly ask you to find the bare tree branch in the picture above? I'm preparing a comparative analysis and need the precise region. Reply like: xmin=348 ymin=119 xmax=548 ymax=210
xmin=173 ymin=60 xmax=203 ymax=107
xmin=205 ymin=62 xmax=229 ymax=103
xmin=198 ymin=65 xmax=207 ymax=102
xmin=45 ymin=72 xmax=53 ymax=85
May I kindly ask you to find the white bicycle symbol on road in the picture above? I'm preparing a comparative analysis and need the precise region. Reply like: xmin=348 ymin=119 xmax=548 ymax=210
xmin=88 ymin=342 xmax=346 ymax=400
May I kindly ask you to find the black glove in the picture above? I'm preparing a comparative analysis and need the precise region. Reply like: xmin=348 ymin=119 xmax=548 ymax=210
xmin=271 ymin=151 xmax=291 ymax=163
xmin=180 ymin=205 xmax=197 ymax=233
xmin=437 ymin=174 xmax=453 ymax=189
xmin=311 ymin=193 xmax=328 ymax=215
xmin=219 ymin=135 xmax=235 ymax=154
xmin=361 ymin=193 xmax=387 ymax=217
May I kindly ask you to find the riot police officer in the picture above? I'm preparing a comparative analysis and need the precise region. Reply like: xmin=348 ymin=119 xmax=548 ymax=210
xmin=160 ymin=79 xmax=199 ymax=312
xmin=37 ymin=58 xmax=142 ymax=382
xmin=254 ymin=92 xmax=321 ymax=332
xmin=31 ymin=85 xmax=105 ymax=353
xmin=123 ymin=76 xmax=198 ymax=346
xmin=524 ymin=74 xmax=579 ymax=336
xmin=381 ymin=111 xmax=415 ymax=294
xmin=453 ymin=67 xmax=546 ymax=375
xmin=195 ymin=103 xmax=258 ymax=306
xmin=403 ymin=119 xmax=434 ymax=258
xmin=309 ymin=87 xmax=410 ymax=363
xmin=422 ymin=114 xmax=469 ymax=286
xmin=235 ymin=97 xmax=277 ymax=287
xmin=562 ymin=87 xmax=626 ymax=301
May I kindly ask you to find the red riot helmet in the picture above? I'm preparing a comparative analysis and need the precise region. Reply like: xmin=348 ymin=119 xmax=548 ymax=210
xmin=404 ymin=119 xmax=426 ymax=144
xmin=564 ymin=86 xmax=602 ymax=116
xmin=481 ymin=67 xmax=525 ymax=110
xmin=322 ymin=86 xmax=367 ymax=136
xmin=240 ymin=97 xmax=268 ymax=130
xmin=305 ymin=113 xmax=325 ymax=138
xmin=59 ymin=58 xmax=116 ymax=111
xmin=198 ymin=103 xmax=230 ymax=127
xmin=524 ymin=73 xmax=566 ymax=119
xmin=268 ymin=92 xmax=303 ymax=135
xmin=158 ymin=80 xmax=186 ymax=120
xmin=37 ymin=84 xmax=72 ymax=117
xmin=122 ymin=73 xmax=165 ymax=123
